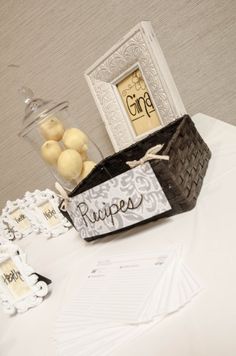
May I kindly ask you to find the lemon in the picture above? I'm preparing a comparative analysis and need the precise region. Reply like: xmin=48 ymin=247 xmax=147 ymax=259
xmin=57 ymin=149 xmax=83 ymax=181
xmin=80 ymin=161 xmax=96 ymax=180
xmin=40 ymin=140 xmax=62 ymax=165
xmin=40 ymin=116 xmax=64 ymax=141
xmin=63 ymin=128 xmax=88 ymax=152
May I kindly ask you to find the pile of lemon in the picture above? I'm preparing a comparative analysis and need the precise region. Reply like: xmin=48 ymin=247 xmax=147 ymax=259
xmin=40 ymin=116 xmax=96 ymax=183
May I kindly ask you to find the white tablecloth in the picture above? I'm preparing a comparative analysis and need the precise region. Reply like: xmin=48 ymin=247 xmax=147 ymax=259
xmin=1 ymin=113 xmax=236 ymax=356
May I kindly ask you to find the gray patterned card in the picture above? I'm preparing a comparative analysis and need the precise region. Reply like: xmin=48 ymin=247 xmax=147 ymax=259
xmin=67 ymin=162 xmax=171 ymax=239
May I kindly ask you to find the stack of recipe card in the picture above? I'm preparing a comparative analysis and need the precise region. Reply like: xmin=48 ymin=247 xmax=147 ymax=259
xmin=54 ymin=245 xmax=201 ymax=356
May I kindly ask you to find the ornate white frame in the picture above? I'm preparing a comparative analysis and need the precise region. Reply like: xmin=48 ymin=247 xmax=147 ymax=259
xmin=1 ymin=199 xmax=33 ymax=240
xmin=85 ymin=21 xmax=186 ymax=152
xmin=23 ymin=189 xmax=71 ymax=238
xmin=0 ymin=243 xmax=48 ymax=315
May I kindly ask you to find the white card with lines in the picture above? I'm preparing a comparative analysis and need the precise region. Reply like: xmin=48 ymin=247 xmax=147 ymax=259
xmin=54 ymin=245 xmax=201 ymax=356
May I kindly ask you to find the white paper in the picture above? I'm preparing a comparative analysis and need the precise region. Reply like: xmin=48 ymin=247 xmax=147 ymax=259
xmin=54 ymin=245 xmax=201 ymax=356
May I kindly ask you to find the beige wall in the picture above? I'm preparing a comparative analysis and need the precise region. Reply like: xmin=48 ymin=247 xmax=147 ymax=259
xmin=0 ymin=0 xmax=236 ymax=209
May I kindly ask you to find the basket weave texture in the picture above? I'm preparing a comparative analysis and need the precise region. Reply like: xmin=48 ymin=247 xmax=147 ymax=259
xmin=66 ymin=115 xmax=211 ymax=239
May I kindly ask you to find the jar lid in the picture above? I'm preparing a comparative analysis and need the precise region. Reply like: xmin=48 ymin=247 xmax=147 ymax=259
xmin=18 ymin=87 xmax=69 ymax=137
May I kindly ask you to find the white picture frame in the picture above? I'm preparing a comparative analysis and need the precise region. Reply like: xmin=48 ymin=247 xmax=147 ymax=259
xmin=1 ymin=199 xmax=33 ymax=240
xmin=85 ymin=21 xmax=186 ymax=151
xmin=0 ymin=243 xmax=48 ymax=315
xmin=23 ymin=189 xmax=72 ymax=238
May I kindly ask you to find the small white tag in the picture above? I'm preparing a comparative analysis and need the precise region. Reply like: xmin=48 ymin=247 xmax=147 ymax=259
xmin=67 ymin=162 xmax=171 ymax=239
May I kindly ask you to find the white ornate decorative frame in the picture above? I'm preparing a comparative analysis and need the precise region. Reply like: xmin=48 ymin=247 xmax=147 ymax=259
xmin=23 ymin=189 xmax=72 ymax=238
xmin=0 ymin=243 xmax=48 ymax=315
xmin=85 ymin=21 xmax=186 ymax=151
xmin=1 ymin=199 xmax=33 ymax=240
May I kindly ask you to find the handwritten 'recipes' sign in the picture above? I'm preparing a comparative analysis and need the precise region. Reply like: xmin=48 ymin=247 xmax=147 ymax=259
xmin=67 ymin=162 xmax=171 ymax=240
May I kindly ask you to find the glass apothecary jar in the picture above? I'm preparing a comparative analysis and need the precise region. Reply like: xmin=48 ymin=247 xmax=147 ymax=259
xmin=18 ymin=87 xmax=103 ymax=191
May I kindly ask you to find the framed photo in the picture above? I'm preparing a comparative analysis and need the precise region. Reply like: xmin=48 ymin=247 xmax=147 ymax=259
xmin=0 ymin=243 xmax=48 ymax=315
xmin=85 ymin=21 xmax=186 ymax=151
xmin=1 ymin=199 xmax=33 ymax=240
xmin=1 ymin=190 xmax=72 ymax=240
xmin=23 ymin=189 xmax=72 ymax=238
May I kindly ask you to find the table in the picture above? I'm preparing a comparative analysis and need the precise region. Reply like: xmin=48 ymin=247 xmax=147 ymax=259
xmin=1 ymin=113 xmax=236 ymax=356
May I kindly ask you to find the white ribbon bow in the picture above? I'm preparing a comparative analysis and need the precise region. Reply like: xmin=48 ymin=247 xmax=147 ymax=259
xmin=55 ymin=182 xmax=70 ymax=212
xmin=126 ymin=144 xmax=169 ymax=168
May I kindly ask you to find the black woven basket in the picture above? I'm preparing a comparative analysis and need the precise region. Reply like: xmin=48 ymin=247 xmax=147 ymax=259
xmin=61 ymin=115 xmax=211 ymax=241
